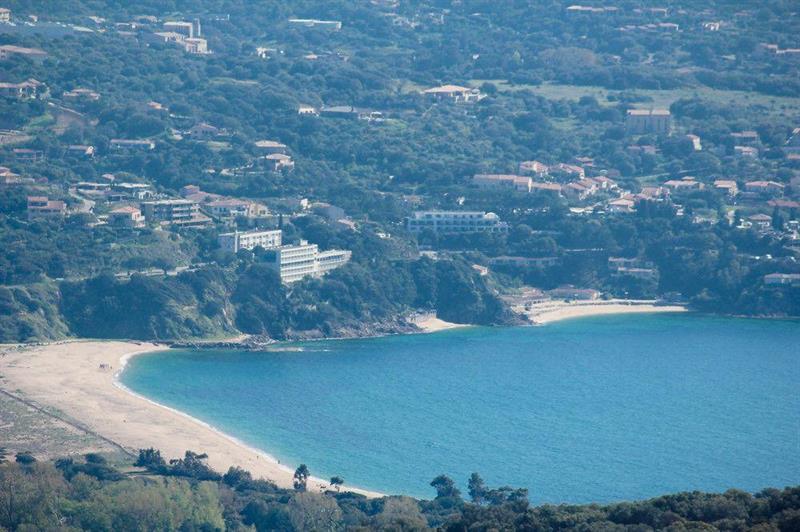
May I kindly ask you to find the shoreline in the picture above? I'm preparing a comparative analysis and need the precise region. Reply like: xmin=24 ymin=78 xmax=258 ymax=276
xmin=0 ymin=340 xmax=383 ymax=498
xmin=517 ymin=299 xmax=689 ymax=325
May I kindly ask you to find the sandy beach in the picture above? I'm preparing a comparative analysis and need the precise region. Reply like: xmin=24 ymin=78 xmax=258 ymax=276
xmin=0 ymin=340 xmax=382 ymax=497
xmin=520 ymin=299 xmax=688 ymax=324
xmin=413 ymin=314 xmax=468 ymax=333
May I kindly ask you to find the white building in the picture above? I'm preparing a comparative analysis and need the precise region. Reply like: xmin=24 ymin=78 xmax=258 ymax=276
xmin=288 ymin=18 xmax=342 ymax=30
xmin=163 ymin=21 xmax=195 ymax=38
xmin=0 ymin=8 xmax=10 ymax=23
xmin=271 ymin=241 xmax=351 ymax=283
xmin=218 ymin=229 xmax=282 ymax=253
xmin=184 ymin=37 xmax=209 ymax=54
xmin=406 ymin=211 xmax=509 ymax=234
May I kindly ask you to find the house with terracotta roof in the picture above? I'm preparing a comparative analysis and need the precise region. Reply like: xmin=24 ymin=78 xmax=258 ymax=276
xmin=263 ymin=153 xmax=295 ymax=171
xmin=713 ymin=180 xmax=738 ymax=197
xmin=109 ymin=206 xmax=145 ymax=228
xmin=551 ymin=163 xmax=585 ymax=180
xmin=734 ymin=145 xmax=758 ymax=158
xmin=0 ymin=79 xmax=46 ymax=99
xmin=608 ymin=197 xmax=635 ymax=213
xmin=472 ymin=174 xmax=532 ymax=193
xmin=730 ymin=131 xmax=759 ymax=145
xmin=748 ymin=213 xmax=773 ymax=231
xmin=63 ymin=88 xmax=100 ymax=101
xmin=27 ymin=196 xmax=66 ymax=221
xmin=625 ymin=109 xmax=671 ymax=135
xmin=0 ymin=45 xmax=47 ymax=62
xmin=663 ymin=177 xmax=702 ymax=192
xmin=519 ymin=160 xmax=549 ymax=177
xmin=422 ymin=84 xmax=483 ymax=103
xmin=744 ymin=180 xmax=784 ymax=197
xmin=530 ymin=182 xmax=562 ymax=197
xmin=254 ymin=140 xmax=288 ymax=154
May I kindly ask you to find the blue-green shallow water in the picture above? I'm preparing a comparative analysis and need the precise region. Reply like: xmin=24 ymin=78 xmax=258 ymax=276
xmin=121 ymin=314 xmax=800 ymax=503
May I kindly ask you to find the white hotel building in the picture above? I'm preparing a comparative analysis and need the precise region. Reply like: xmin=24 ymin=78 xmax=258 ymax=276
xmin=218 ymin=229 xmax=283 ymax=253
xmin=272 ymin=241 xmax=351 ymax=283
xmin=406 ymin=211 xmax=509 ymax=235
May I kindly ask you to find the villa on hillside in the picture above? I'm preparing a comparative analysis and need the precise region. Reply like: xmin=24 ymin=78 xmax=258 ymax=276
xmin=0 ymin=45 xmax=47 ymax=62
xmin=108 ymin=206 xmax=145 ymax=228
xmin=0 ymin=79 xmax=46 ymax=99
xmin=27 ymin=196 xmax=66 ymax=221
xmin=472 ymin=174 xmax=532 ymax=193
xmin=625 ymin=109 xmax=671 ymax=135
xmin=422 ymin=84 xmax=483 ymax=103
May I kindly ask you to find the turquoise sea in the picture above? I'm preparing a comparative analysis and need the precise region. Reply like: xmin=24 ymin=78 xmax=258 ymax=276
xmin=121 ymin=314 xmax=800 ymax=503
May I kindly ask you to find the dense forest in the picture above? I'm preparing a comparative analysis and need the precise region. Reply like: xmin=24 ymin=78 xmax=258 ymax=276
xmin=1 ymin=450 xmax=798 ymax=531
xmin=1 ymin=0 xmax=799 ymax=342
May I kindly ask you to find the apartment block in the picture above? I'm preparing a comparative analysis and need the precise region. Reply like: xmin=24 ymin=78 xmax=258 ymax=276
xmin=406 ymin=211 xmax=509 ymax=234
xmin=141 ymin=199 xmax=209 ymax=226
xmin=218 ymin=229 xmax=282 ymax=253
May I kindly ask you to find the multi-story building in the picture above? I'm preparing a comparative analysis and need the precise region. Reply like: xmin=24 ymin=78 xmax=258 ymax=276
xmin=271 ymin=241 xmax=351 ymax=283
xmin=0 ymin=8 xmax=10 ymax=23
xmin=27 ymin=196 xmax=66 ymax=221
xmin=272 ymin=242 xmax=320 ymax=283
xmin=316 ymin=249 xmax=352 ymax=275
xmin=625 ymin=109 xmax=671 ymax=135
xmin=141 ymin=199 xmax=209 ymax=226
xmin=405 ymin=211 xmax=509 ymax=234
xmin=163 ymin=21 xmax=195 ymax=38
xmin=218 ymin=229 xmax=282 ymax=253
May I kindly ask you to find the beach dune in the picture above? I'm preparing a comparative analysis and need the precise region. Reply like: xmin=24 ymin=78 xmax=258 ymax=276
xmin=0 ymin=341 xmax=382 ymax=497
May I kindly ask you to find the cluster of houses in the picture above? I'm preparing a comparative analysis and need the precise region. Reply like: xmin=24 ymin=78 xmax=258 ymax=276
xmin=472 ymin=158 xmax=619 ymax=204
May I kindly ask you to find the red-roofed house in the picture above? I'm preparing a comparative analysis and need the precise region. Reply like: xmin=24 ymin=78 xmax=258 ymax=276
xmin=27 ymin=196 xmax=66 ymax=221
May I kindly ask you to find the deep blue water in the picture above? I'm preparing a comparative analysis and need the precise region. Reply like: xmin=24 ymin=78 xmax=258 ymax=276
xmin=121 ymin=314 xmax=800 ymax=503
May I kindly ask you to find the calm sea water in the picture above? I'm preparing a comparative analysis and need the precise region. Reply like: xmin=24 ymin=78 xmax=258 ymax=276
xmin=121 ymin=314 xmax=800 ymax=503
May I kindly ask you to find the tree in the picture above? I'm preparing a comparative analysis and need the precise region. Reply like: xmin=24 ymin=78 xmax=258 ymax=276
xmin=772 ymin=207 xmax=785 ymax=231
xmin=293 ymin=464 xmax=310 ymax=491
xmin=430 ymin=474 xmax=461 ymax=499
xmin=330 ymin=476 xmax=344 ymax=492
xmin=468 ymin=472 xmax=487 ymax=504
xmin=374 ymin=496 xmax=428 ymax=530
xmin=287 ymin=492 xmax=342 ymax=531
